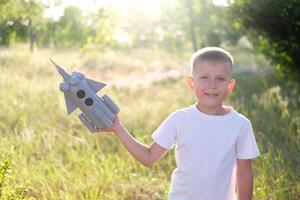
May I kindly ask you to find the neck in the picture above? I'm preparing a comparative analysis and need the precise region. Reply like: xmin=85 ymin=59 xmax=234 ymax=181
xmin=196 ymin=103 xmax=231 ymax=116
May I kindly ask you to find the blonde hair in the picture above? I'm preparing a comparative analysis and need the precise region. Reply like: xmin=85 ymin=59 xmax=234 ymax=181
xmin=190 ymin=47 xmax=234 ymax=75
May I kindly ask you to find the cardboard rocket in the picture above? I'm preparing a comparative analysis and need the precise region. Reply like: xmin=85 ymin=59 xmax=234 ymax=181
xmin=50 ymin=59 xmax=119 ymax=133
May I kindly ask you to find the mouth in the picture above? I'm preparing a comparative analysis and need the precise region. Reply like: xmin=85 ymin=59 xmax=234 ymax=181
xmin=204 ymin=93 xmax=218 ymax=98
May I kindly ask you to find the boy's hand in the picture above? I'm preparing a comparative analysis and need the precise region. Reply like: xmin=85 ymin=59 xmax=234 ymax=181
xmin=96 ymin=115 xmax=123 ymax=133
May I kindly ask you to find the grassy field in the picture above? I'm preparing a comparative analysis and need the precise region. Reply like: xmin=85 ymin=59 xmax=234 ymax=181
xmin=0 ymin=45 xmax=299 ymax=199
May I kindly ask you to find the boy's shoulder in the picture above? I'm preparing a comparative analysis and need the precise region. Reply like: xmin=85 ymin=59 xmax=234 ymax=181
xmin=226 ymin=109 xmax=253 ymax=129
xmin=171 ymin=105 xmax=196 ymax=115
xmin=231 ymin=109 xmax=251 ymax=123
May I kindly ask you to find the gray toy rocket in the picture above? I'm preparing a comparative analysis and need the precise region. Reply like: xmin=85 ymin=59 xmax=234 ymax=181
xmin=50 ymin=59 xmax=119 ymax=133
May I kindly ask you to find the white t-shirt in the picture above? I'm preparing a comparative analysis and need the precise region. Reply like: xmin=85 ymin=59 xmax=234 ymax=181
xmin=152 ymin=105 xmax=260 ymax=200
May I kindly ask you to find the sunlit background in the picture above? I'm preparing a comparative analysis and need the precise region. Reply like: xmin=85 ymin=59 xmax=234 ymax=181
xmin=0 ymin=0 xmax=299 ymax=199
xmin=44 ymin=0 xmax=162 ymax=20
xmin=44 ymin=0 xmax=228 ymax=20
xmin=37 ymin=0 xmax=234 ymax=51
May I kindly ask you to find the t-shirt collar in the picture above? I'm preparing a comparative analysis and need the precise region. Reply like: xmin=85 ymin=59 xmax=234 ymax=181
xmin=190 ymin=104 xmax=236 ymax=121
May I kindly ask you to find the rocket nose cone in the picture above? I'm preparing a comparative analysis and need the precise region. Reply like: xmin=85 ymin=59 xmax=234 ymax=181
xmin=49 ymin=58 xmax=60 ymax=71
xmin=49 ymin=58 xmax=71 ymax=80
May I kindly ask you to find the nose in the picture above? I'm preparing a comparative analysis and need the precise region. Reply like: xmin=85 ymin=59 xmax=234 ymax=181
xmin=208 ymin=78 xmax=216 ymax=88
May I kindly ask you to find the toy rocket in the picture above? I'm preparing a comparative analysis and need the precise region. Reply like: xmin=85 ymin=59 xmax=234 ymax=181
xmin=50 ymin=59 xmax=119 ymax=133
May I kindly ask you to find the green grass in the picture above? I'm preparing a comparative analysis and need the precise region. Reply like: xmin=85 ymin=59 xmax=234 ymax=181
xmin=0 ymin=45 xmax=299 ymax=199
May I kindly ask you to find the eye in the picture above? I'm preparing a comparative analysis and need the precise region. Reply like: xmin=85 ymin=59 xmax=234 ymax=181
xmin=217 ymin=77 xmax=226 ymax=81
xmin=200 ymin=76 xmax=208 ymax=80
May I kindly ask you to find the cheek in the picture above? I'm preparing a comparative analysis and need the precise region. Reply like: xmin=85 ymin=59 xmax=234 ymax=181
xmin=194 ymin=86 xmax=206 ymax=96
xmin=217 ymin=82 xmax=229 ymax=89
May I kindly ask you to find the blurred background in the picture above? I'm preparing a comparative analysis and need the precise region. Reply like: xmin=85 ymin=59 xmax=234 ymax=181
xmin=0 ymin=0 xmax=299 ymax=199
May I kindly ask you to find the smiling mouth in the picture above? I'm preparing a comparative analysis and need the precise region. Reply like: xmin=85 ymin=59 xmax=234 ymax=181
xmin=205 ymin=93 xmax=218 ymax=98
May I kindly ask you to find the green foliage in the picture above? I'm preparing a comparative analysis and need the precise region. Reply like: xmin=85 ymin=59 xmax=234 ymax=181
xmin=158 ymin=0 xmax=242 ymax=51
xmin=81 ymin=9 xmax=122 ymax=52
xmin=0 ymin=0 xmax=244 ymax=52
xmin=0 ymin=0 xmax=44 ymax=46
xmin=0 ymin=156 xmax=33 ymax=200
xmin=192 ymin=0 xmax=225 ymax=47
xmin=154 ymin=1 xmax=187 ymax=51
xmin=54 ymin=6 xmax=91 ymax=48
xmin=230 ymin=73 xmax=300 ymax=199
xmin=229 ymin=0 xmax=300 ymax=77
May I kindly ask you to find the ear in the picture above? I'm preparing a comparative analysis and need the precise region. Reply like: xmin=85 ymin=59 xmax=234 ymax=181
xmin=187 ymin=76 xmax=195 ymax=92
xmin=227 ymin=79 xmax=236 ymax=93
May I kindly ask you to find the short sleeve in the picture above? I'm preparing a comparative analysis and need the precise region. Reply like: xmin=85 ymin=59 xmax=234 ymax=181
xmin=151 ymin=111 xmax=178 ymax=149
xmin=236 ymin=120 xmax=260 ymax=159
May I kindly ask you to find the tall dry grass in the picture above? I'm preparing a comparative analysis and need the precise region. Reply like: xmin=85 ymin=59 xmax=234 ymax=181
xmin=0 ymin=45 xmax=299 ymax=199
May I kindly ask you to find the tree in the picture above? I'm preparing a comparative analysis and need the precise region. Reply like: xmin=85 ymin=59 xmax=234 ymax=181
xmin=0 ymin=0 xmax=44 ymax=51
xmin=229 ymin=0 xmax=300 ymax=76
xmin=23 ymin=0 xmax=44 ymax=52
xmin=0 ymin=0 xmax=24 ymax=45
xmin=158 ymin=0 xmax=242 ymax=52
xmin=55 ymin=6 xmax=91 ymax=48
xmin=82 ymin=8 xmax=124 ymax=51
xmin=187 ymin=0 xmax=198 ymax=51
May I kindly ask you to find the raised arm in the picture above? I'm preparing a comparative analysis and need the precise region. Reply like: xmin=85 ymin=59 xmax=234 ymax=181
xmin=236 ymin=159 xmax=254 ymax=200
xmin=97 ymin=116 xmax=168 ymax=167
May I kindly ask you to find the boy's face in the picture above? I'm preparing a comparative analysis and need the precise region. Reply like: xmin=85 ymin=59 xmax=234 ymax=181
xmin=188 ymin=60 xmax=235 ymax=114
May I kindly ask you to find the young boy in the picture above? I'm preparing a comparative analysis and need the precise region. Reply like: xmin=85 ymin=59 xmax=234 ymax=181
xmin=98 ymin=47 xmax=260 ymax=200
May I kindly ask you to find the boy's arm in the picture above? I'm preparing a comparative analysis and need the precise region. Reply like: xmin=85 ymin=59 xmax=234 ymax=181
xmin=236 ymin=159 xmax=254 ymax=200
xmin=97 ymin=116 xmax=168 ymax=167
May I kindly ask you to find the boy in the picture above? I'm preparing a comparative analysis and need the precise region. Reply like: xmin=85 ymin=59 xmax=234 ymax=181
xmin=98 ymin=47 xmax=260 ymax=200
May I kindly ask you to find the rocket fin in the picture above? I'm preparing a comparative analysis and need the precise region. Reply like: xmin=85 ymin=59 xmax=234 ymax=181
xmin=86 ymin=78 xmax=106 ymax=93
xmin=64 ymin=94 xmax=78 ymax=115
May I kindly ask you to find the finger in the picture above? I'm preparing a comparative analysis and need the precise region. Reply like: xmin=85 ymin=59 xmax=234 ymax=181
xmin=96 ymin=128 xmax=111 ymax=132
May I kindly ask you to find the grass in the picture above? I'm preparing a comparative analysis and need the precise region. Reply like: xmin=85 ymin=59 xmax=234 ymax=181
xmin=0 ymin=44 xmax=299 ymax=199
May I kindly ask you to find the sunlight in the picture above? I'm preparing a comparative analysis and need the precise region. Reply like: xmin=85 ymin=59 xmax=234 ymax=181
xmin=43 ymin=0 xmax=160 ymax=20
xmin=62 ymin=0 xmax=105 ymax=12
xmin=212 ymin=0 xmax=228 ymax=6
xmin=108 ymin=0 xmax=161 ymax=17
